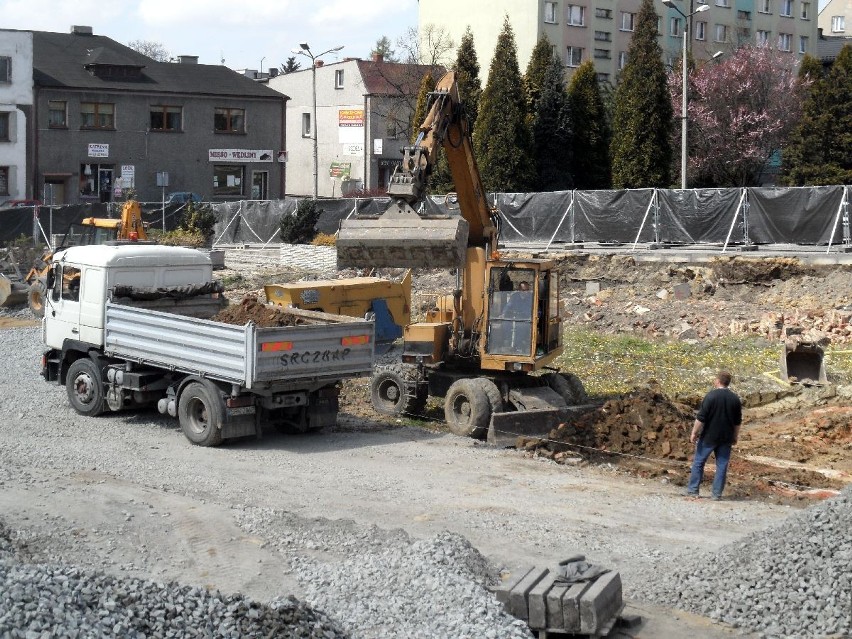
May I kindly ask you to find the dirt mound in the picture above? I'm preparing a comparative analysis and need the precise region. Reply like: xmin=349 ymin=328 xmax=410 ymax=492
xmin=710 ymin=256 xmax=816 ymax=283
xmin=212 ymin=295 xmax=305 ymax=327
xmin=524 ymin=387 xmax=696 ymax=462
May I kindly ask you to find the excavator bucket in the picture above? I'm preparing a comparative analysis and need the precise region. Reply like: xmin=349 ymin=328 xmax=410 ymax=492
xmin=0 ymin=274 xmax=28 ymax=308
xmin=337 ymin=215 xmax=469 ymax=270
xmin=780 ymin=341 xmax=827 ymax=384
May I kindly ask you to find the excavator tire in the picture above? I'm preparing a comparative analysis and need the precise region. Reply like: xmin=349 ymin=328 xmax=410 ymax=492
xmin=370 ymin=364 xmax=427 ymax=416
xmin=544 ymin=372 xmax=588 ymax=406
xmin=444 ymin=378 xmax=490 ymax=439
xmin=472 ymin=378 xmax=503 ymax=415
xmin=28 ymin=279 xmax=47 ymax=318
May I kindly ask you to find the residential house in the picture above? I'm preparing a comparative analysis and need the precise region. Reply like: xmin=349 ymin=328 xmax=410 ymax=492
xmin=21 ymin=25 xmax=287 ymax=205
xmin=267 ymin=54 xmax=441 ymax=198
xmin=818 ymin=0 xmax=851 ymax=36
xmin=0 ymin=29 xmax=33 ymax=202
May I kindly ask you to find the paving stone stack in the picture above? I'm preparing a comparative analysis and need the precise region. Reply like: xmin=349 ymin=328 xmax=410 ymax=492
xmin=639 ymin=485 xmax=852 ymax=638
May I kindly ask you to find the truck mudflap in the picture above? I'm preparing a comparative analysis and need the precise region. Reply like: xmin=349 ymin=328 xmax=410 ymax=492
xmin=487 ymin=405 xmax=596 ymax=448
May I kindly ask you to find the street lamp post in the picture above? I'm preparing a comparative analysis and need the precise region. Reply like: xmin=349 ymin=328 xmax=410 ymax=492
xmin=662 ymin=0 xmax=709 ymax=189
xmin=293 ymin=43 xmax=344 ymax=199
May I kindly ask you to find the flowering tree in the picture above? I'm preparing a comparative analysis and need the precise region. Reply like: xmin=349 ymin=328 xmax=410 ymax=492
xmin=669 ymin=45 xmax=802 ymax=186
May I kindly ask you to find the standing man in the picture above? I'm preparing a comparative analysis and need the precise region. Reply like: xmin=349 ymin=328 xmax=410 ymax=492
xmin=686 ymin=371 xmax=742 ymax=500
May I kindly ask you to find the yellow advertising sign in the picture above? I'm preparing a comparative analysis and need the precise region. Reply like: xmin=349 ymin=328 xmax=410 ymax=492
xmin=338 ymin=109 xmax=364 ymax=127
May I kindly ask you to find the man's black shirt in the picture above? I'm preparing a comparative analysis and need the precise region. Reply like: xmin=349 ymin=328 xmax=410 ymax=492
xmin=696 ymin=387 xmax=742 ymax=445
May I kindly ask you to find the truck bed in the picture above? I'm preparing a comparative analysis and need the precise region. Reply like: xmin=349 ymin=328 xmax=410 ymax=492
xmin=103 ymin=302 xmax=375 ymax=389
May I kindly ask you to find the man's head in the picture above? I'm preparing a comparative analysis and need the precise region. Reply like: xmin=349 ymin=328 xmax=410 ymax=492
xmin=716 ymin=371 xmax=732 ymax=387
xmin=518 ymin=281 xmax=530 ymax=291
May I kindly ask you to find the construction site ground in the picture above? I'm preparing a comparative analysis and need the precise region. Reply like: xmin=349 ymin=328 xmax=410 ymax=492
xmin=2 ymin=243 xmax=852 ymax=637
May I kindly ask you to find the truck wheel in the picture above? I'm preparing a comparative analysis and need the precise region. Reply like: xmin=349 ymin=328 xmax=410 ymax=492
xmin=66 ymin=358 xmax=105 ymax=416
xmin=444 ymin=378 xmax=490 ymax=439
xmin=371 ymin=364 xmax=426 ymax=416
xmin=178 ymin=382 xmax=224 ymax=447
xmin=472 ymin=378 xmax=503 ymax=414
xmin=545 ymin=372 xmax=588 ymax=406
xmin=28 ymin=279 xmax=46 ymax=318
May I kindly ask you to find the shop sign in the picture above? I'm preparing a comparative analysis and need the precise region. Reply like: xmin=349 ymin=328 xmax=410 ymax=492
xmin=329 ymin=162 xmax=352 ymax=179
xmin=208 ymin=149 xmax=274 ymax=163
xmin=88 ymin=143 xmax=109 ymax=158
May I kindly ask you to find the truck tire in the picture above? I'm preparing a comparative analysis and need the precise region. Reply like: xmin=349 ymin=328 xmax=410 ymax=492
xmin=545 ymin=372 xmax=588 ymax=406
xmin=472 ymin=378 xmax=503 ymax=415
xmin=444 ymin=378 xmax=490 ymax=439
xmin=371 ymin=364 xmax=427 ymax=416
xmin=66 ymin=358 xmax=105 ymax=416
xmin=178 ymin=381 xmax=224 ymax=447
xmin=28 ymin=279 xmax=46 ymax=318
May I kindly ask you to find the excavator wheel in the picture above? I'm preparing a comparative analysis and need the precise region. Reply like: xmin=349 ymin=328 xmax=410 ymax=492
xmin=370 ymin=364 xmax=427 ymax=416
xmin=444 ymin=378 xmax=490 ymax=439
xmin=471 ymin=378 xmax=503 ymax=415
xmin=28 ymin=278 xmax=47 ymax=318
xmin=544 ymin=372 xmax=588 ymax=406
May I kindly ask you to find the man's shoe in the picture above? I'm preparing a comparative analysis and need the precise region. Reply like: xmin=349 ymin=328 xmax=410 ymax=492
xmin=683 ymin=491 xmax=699 ymax=498
xmin=711 ymin=495 xmax=722 ymax=501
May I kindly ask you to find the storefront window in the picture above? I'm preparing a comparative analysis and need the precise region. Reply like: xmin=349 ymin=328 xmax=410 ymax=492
xmin=212 ymin=164 xmax=244 ymax=197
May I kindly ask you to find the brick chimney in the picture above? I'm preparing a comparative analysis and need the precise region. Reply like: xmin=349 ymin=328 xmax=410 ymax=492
xmin=372 ymin=52 xmax=384 ymax=63
xmin=315 ymin=59 xmax=324 ymax=67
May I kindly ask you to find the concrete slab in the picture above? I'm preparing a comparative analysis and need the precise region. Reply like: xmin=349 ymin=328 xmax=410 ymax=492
xmin=545 ymin=584 xmax=569 ymax=630
xmin=579 ymin=571 xmax=623 ymax=634
xmin=509 ymin=567 xmax=550 ymax=620
xmin=562 ymin=581 xmax=590 ymax=632
xmin=493 ymin=565 xmax=534 ymax=606
xmin=527 ymin=571 xmax=558 ymax=629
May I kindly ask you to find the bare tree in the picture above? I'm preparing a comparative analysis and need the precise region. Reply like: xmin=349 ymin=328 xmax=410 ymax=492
xmin=395 ymin=24 xmax=455 ymax=66
xmin=127 ymin=39 xmax=171 ymax=62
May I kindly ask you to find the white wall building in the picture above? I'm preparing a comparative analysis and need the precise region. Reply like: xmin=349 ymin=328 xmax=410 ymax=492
xmin=268 ymin=55 xmax=440 ymax=198
xmin=819 ymin=0 xmax=851 ymax=36
xmin=0 ymin=29 xmax=34 ymax=202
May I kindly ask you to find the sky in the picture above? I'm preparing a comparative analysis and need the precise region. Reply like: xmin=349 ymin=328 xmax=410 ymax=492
xmin=1 ymin=0 xmax=419 ymax=71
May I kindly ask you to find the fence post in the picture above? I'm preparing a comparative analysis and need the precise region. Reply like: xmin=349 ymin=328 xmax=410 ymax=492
xmin=844 ymin=186 xmax=850 ymax=246
xmin=653 ymin=189 xmax=660 ymax=244
xmin=742 ymin=189 xmax=751 ymax=246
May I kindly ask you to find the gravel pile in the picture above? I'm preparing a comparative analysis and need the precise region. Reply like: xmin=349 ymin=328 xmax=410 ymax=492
xmin=638 ymin=485 xmax=852 ymax=638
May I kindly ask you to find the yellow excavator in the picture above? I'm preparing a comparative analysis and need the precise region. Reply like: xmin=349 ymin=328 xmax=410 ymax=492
xmin=336 ymin=71 xmax=586 ymax=445
xmin=26 ymin=199 xmax=148 ymax=317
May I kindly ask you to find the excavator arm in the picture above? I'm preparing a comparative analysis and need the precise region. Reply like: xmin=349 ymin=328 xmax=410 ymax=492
xmin=337 ymin=71 xmax=497 ymax=269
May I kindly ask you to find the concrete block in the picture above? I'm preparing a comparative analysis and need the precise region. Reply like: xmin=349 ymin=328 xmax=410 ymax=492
xmin=509 ymin=567 xmax=549 ymax=620
xmin=562 ymin=581 xmax=590 ymax=632
xmin=579 ymin=571 xmax=623 ymax=635
xmin=493 ymin=566 xmax=534 ymax=606
xmin=545 ymin=584 xmax=569 ymax=630
xmin=673 ymin=283 xmax=691 ymax=300
xmin=585 ymin=281 xmax=601 ymax=295
xmin=526 ymin=571 xmax=558 ymax=629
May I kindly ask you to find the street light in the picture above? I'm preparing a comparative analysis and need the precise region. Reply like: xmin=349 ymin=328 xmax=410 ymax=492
xmin=662 ymin=0 xmax=709 ymax=189
xmin=292 ymin=42 xmax=344 ymax=199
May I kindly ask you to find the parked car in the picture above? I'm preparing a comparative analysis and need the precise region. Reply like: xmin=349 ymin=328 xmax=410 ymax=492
xmin=1 ymin=199 xmax=42 ymax=208
xmin=165 ymin=192 xmax=202 ymax=205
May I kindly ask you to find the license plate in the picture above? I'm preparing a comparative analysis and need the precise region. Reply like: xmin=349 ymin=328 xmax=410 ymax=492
xmin=228 ymin=406 xmax=256 ymax=416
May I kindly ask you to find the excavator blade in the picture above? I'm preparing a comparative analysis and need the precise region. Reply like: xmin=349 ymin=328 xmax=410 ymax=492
xmin=337 ymin=217 xmax=469 ymax=270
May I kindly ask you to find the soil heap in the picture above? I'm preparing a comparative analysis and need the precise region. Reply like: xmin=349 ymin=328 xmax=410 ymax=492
xmin=213 ymin=295 xmax=304 ymax=327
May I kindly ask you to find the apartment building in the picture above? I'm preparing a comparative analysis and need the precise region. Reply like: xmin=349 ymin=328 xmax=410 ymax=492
xmin=0 ymin=30 xmax=33 ymax=202
xmin=420 ymin=0 xmax=818 ymax=84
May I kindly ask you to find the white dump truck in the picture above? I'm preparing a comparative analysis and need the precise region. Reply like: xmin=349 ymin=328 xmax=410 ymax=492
xmin=40 ymin=244 xmax=375 ymax=446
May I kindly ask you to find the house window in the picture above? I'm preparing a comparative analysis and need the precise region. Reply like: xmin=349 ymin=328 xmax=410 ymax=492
xmin=594 ymin=31 xmax=612 ymax=41
xmin=150 ymin=105 xmax=182 ymax=131
xmin=334 ymin=69 xmax=344 ymax=89
xmin=566 ymin=46 xmax=583 ymax=66
xmin=739 ymin=26 xmax=752 ymax=38
xmin=714 ymin=24 xmax=728 ymax=41
xmin=597 ymin=73 xmax=610 ymax=82
xmin=594 ymin=48 xmax=611 ymax=59
xmin=780 ymin=0 xmax=792 ymax=16
xmin=0 ymin=57 xmax=10 ymax=83
xmin=715 ymin=0 xmax=729 ymax=6
xmin=48 ymin=101 xmax=67 ymax=128
xmin=567 ymin=5 xmax=585 ymax=26
xmin=657 ymin=16 xmax=663 ymax=34
xmin=778 ymin=33 xmax=792 ymax=50
xmin=544 ymin=1 xmax=558 ymax=23
xmin=621 ymin=12 xmax=635 ymax=31
xmin=800 ymin=2 xmax=810 ymax=18
xmin=212 ymin=164 xmax=244 ymax=197
xmin=80 ymin=102 xmax=114 ymax=129
xmin=831 ymin=16 xmax=845 ymax=32
xmin=302 ymin=113 xmax=311 ymax=137
xmin=799 ymin=35 xmax=809 ymax=52
xmin=0 ymin=113 xmax=9 ymax=141
xmin=757 ymin=29 xmax=771 ymax=45
xmin=737 ymin=10 xmax=752 ymax=19
xmin=695 ymin=21 xmax=707 ymax=40
xmin=759 ymin=0 xmax=771 ymax=13
xmin=671 ymin=17 xmax=682 ymax=36
xmin=596 ymin=7 xmax=612 ymax=18
xmin=0 ymin=167 xmax=8 ymax=195
xmin=618 ymin=51 xmax=628 ymax=69
xmin=214 ymin=107 xmax=245 ymax=133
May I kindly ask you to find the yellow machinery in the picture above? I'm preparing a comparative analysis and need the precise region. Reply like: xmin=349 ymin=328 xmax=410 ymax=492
xmin=264 ymin=270 xmax=411 ymax=352
xmin=336 ymin=72 xmax=586 ymax=444
xmin=26 ymin=200 xmax=148 ymax=317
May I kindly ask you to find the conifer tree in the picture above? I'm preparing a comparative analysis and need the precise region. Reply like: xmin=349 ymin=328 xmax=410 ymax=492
xmin=532 ymin=55 xmax=573 ymax=191
xmin=783 ymin=47 xmax=852 ymax=185
xmin=410 ymin=72 xmax=436 ymax=144
xmin=568 ymin=60 xmax=611 ymax=189
xmin=473 ymin=16 xmax=535 ymax=193
xmin=610 ymin=0 xmax=673 ymax=188
xmin=524 ymin=35 xmax=553 ymax=115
